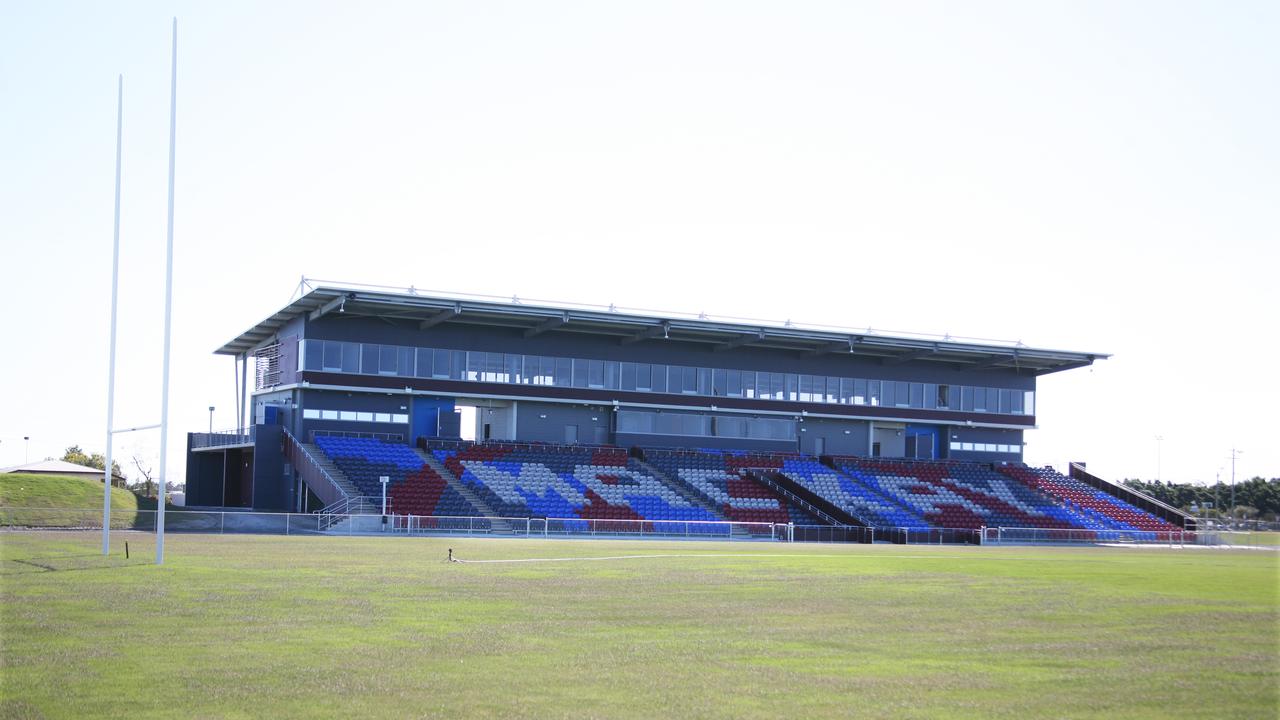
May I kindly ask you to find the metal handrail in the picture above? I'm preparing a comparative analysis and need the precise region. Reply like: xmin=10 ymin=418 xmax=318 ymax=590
xmin=190 ymin=427 xmax=256 ymax=449
xmin=282 ymin=427 xmax=349 ymax=506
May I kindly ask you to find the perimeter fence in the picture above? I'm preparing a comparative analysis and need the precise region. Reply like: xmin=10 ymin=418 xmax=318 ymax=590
xmin=3 ymin=508 xmax=1275 ymax=548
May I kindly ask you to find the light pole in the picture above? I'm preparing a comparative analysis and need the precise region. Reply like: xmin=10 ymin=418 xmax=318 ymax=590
xmin=208 ymin=406 xmax=215 ymax=434
xmin=1228 ymin=448 xmax=1243 ymax=526
xmin=23 ymin=436 xmax=29 ymax=464
xmin=1155 ymin=435 xmax=1163 ymax=482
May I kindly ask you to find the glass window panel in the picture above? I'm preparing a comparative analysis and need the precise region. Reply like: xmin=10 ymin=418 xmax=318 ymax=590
xmin=303 ymin=340 xmax=322 ymax=371
xmin=1011 ymin=391 xmax=1024 ymax=414
xmin=465 ymin=352 xmax=482 ymax=381
xmin=432 ymin=349 xmax=450 ymax=378
xmin=321 ymin=409 xmax=339 ymax=420
xmin=507 ymin=354 xmax=521 ymax=384
xmin=651 ymin=364 xmax=667 ymax=393
xmin=554 ymin=358 xmax=572 ymax=386
xmin=339 ymin=411 xmax=358 ymax=421
xmin=337 ymin=343 xmax=358 ymax=373
xmin=415 ymin=348 xmax=433 ymax=378
xmin=689 ymin=367 xmax=703 ymax=395
xmin=1024 ymin=391 xmax=1035 ymax=416
xmin=936 ymin=384 xmax=950 ymax=409
xmin=620 ymin=362 xmax=636 ymax=391
xmin=588 ymin=359 xmax=604 ymax=388
xmin=853 ymin=378 xmax=866 ymax=405
xmin=446 ymin=351 xmax=463 ymax=380
xmin=924 ymin=383 xmax=936 ymax=409
xmin=797 ymin=375 xmax=812 ymax=402
xmin=322 ymin=341 xmax=342 ymax=370
xmin=868 ymin=380 xmax=880 ymax=406
xmin=486 ymin=352 xmax=504 ymax=382
xmin=712 ymin=369 xmax=727 ymax=396
xmin=727 ymin=369 xmax=741 ymax=397
xmin=398 ymin=347 xmax=415 ymax=377
xmin=303 ymin=408 xmax=320 ymax=419
xmin=909 ymin=382 xmax=923 ymax=408
xmin=632 ymin=363 xmax=648 ymax=391
xmin=882 ymin=381 xmax=896 ymax=407
xmin=377 ymin=345 xmax=395 ymax=375
xmin=604 ymin=361 xmax=618 ymax=390
xmin=988 ymin=388 xmax=1000 ymax=413
xmin=961 ymin=386 xmax=974 ymax=411
xmin=973 ymin=387 xmax=987 ymax=411
xmin=392 ymin=413 xmax=408 ymax=424
xmin=360 ymin=344 xmax=378 ymax=374
xmin=696 ymin=368 xmax=711 ymax=395
xmin=898 ymin=381 xmax=912 ymax=407
xmin=374 ymin=413 xmax=392 ymax=423
xmin=572 ymin=359 xmax=588 ymax=388
xmin=356 ymin=411 xmax=373 ymax=422
xmin=655 ymin=413 xmax=681 ymax=435
xmin=826 ymin=377 xmax=840 ymax=404
xmin=741 ymin=370 xmax=754 ymax=398
xmin=785 ymin=374 xmax=798 ymax=401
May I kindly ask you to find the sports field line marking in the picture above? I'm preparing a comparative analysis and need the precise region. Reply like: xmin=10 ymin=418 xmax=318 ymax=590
xmin=451 ymin=552 xmax=1038 ymax=564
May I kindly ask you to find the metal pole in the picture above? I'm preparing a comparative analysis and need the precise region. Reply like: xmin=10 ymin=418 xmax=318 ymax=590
xmin=103 ymin=74 xmax=123 ymax=556
xmin=1229 ymin=448 xmax=1242 ymax=526
xmin=156 ymin=17 xmax=178 ymax=565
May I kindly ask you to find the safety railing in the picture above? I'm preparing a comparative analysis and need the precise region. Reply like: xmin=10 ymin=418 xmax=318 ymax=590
xmin=7 ymin=509 xmax=1276 ymax=548
xmin=282 ymin=427 xmax=349 ymax=509
xmin=190 ymin=427 xmax=256 ymax=449
xmin=316 ymin=496 xmax=381 ymax=531
xmin=980 ymin=526 xmax=1195 ymax=546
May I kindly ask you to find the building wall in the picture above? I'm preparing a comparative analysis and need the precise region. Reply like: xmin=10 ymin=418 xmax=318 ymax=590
xmin=514 ymin=402 xmax=611 ymax=444
xmin=799 ymin=417 xmax=871 ymax=456
xmin=303 ymin=315 xmax=1036 ymax=392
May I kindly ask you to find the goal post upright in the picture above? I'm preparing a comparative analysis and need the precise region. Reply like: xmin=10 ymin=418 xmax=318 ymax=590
xmin=102 ymin=74 xmax=123 ymax=556
xmin=156 ymin=17 xmax=178 ymax=565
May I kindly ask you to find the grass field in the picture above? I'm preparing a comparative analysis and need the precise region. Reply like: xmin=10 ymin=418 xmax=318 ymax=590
xmin=2 ymin=531 xmax=1277 ymax=719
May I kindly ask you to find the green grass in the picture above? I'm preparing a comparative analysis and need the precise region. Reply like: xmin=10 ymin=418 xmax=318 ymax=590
xmin=0 ymin=474 xmax=141 ymax=528
xmin=2 ymin=532 xmax=1277 ymax=719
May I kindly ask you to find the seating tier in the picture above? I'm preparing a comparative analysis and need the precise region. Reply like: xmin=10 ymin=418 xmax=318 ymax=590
xmin=313 ymin=436 xmax=479 ymax=517
xmin=428 ymin=442 xmax=720 ymax=527
xmin=643 ymin=449 xmax=823 ymax=526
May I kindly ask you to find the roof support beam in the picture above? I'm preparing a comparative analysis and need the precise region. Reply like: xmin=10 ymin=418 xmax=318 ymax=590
xmin=966 ymin=354 xmax=1010 ymax=371
xmin=620 ymin=322 xmax=668 ymax=345
xmin=308 ymin=295 xmax=347 ymax=321
xmin=524 ymin=312 xmax=569 ymax=338
xmin=882 ymin=345 xmax=938 ymax=365
xmin=713 ymin=330 xmax=764 ymax=353
xmin=418 ymin=305 xmax=461 ymax=330
xmin=805 ymin=337 xmax=860 ymax=357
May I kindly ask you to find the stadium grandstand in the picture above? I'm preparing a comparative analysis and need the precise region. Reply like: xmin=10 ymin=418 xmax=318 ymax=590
xmin=185 ymin=283 xmax=1193 ymax=541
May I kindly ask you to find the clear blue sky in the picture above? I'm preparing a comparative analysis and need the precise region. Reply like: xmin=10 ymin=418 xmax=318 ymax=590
xmin=2 ymin=1 xmax=1276 ymax=486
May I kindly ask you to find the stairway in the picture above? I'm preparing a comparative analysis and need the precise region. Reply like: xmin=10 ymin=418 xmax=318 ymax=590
xmin=630 ymin=457 xmax=726 ymax=520
xmin=300 ymin=442 xmax=360 ymax=497
xmin=415 ymin=448 xmax=513 ymax=534
xmin=632 ymin=457 xmax=754 ymax=540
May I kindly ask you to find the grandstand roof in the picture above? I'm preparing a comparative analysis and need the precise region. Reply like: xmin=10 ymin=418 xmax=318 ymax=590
xmin=218 ymin=282 xmax=1108 ymax=375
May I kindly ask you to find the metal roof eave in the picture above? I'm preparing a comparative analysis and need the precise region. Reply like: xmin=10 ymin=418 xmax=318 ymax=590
xmin=215 ymin=286 xmax=1109 ymax=374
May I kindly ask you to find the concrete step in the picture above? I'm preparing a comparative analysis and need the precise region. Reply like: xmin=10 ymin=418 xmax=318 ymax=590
xmin=300 ymin=442 xmax=360 ymax=496
xmin=630 ymin=456 xmax=725 ymax=519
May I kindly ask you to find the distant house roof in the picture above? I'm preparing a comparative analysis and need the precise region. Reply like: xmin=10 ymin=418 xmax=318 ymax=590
xmin=2 ymin=459 xmax=125 ymax=481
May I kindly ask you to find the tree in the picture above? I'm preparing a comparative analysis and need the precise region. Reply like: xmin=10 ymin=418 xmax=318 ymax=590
xmin=61 ymin=445 xmax=123 ymax=478
xmin=131 ymin=456 xmax=155 ymax=498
